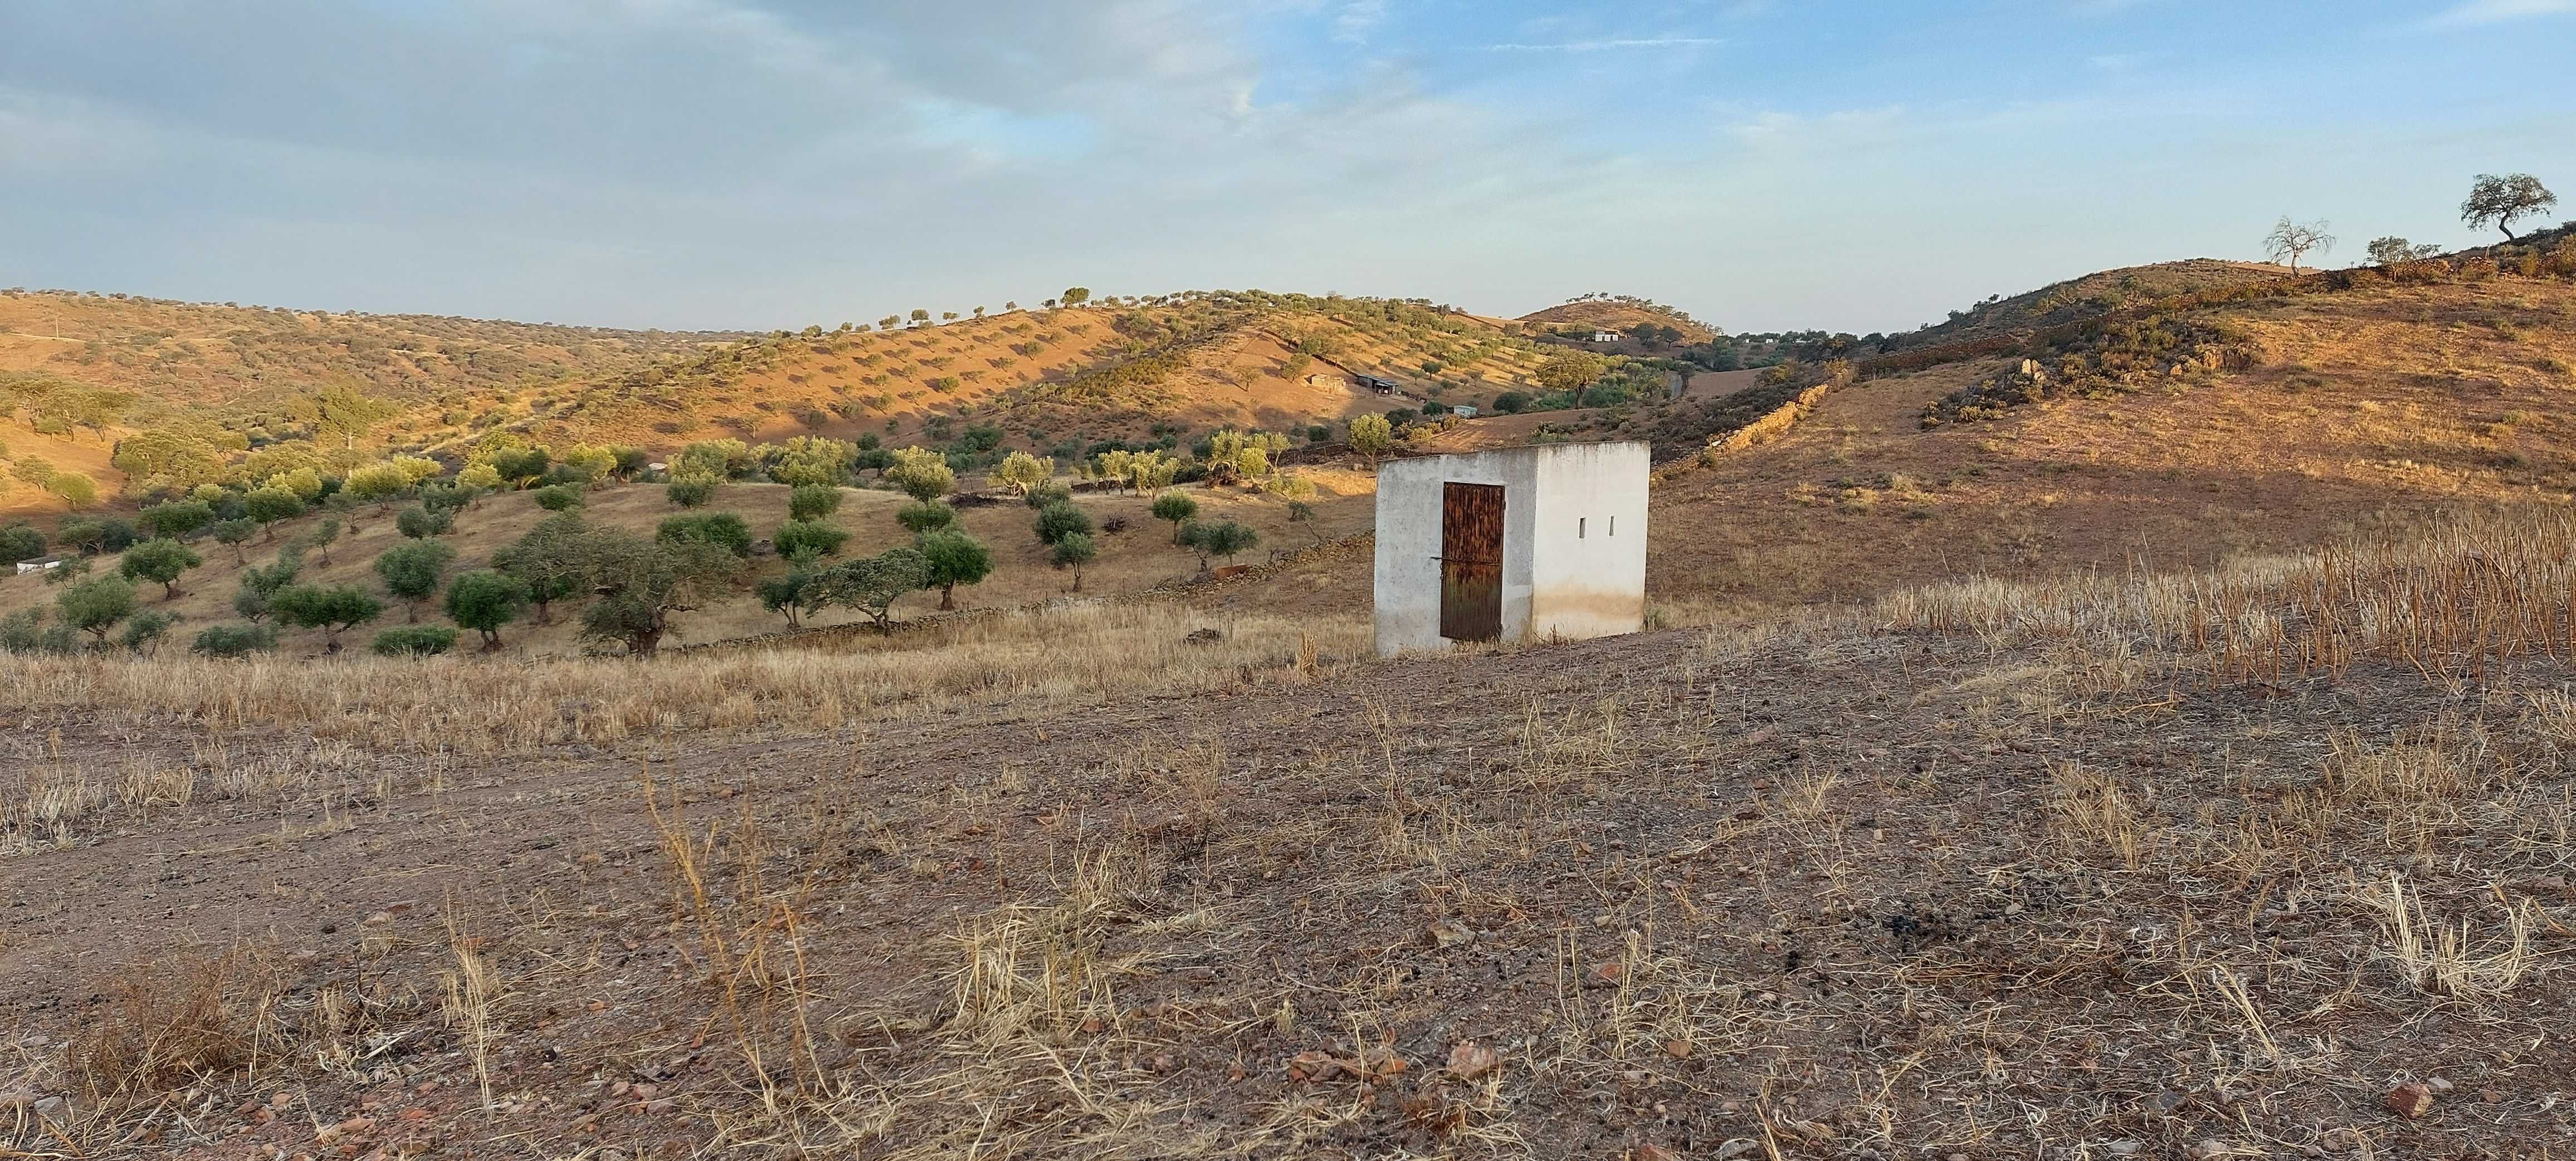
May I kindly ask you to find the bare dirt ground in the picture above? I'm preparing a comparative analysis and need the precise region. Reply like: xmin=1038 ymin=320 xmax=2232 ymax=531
xmin=7 ymin=582 xmax=2573 ymax=1158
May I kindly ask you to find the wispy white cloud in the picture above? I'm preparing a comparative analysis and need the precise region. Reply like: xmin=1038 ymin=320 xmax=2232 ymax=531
xmin=1333 ymin=0 xmax=1387 ymax=43
xmin=1476 ymin=36 xmax=1722 ymax=52
xmin=2423 ymin=0 xmax=2576 ymax=23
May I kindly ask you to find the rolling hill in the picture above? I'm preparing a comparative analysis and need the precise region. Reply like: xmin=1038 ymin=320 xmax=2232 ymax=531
xmin=0 ymin=289 xmax=740 ymax=415
xmin=1517 ymin=294 xmax=1717 ymax=343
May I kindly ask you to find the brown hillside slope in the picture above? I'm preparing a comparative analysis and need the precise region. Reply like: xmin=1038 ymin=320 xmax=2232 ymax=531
xmin=1518 ymin=297 xmax=1716 ymax=343
xmin=0 ymin=290 xmax=737 ymax=413
xmin=500 ymin=295 xmax=1557 ymax=458
xmin=1654 ymin=276 xmax=2576 ymax=606
xmin=1204 ymin=274 xmax=2576 ymax=619
xmin=1882 ymin=258 xmax=2289 ymax=354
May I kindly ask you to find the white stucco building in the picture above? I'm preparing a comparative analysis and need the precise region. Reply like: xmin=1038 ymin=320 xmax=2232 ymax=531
xmin=1372 ymin=441 xmax=1649 ymax=657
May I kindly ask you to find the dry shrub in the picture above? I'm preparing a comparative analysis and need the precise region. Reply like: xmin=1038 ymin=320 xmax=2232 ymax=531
xmin=65 ymin=949 xmax=284 ymax=1105
xmin=0 ymin=603 xmax=1368 ymax=756
xmin=1882 ymin=507 xmax=2576 ymax=686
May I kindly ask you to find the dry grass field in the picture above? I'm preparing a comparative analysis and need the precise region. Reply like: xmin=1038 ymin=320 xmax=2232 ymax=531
xmin=4 ymin=509 xmax=2573 ymax=1158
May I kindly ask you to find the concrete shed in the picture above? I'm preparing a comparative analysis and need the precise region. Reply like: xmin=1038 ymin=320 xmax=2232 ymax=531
xmin=1372 ymin=441 xmax=1648 ymax=657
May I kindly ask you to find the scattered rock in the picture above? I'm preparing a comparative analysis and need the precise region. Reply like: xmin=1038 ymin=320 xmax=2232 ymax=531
xmin=1661 ymin=1038 xmax=1693 ymax=1060
xmin=2384 ymin=1081 xmax=2434 ymax=1119
xmin=1715 ymin=1141 xmax=1761 ymax=1161
xmin=1428 ymin=920 xmax=1472 ymax=949
xmin=2187 ymin=1140 xmax=2236 ymax=1160
xmin=2104 ymin=1142 xmax=2145 ymax=1157
xmin=2426 ymin=1076 xmax=2454 ymax=1094
xmin=1446 ymin=1042 xmax=1502 ymax=1081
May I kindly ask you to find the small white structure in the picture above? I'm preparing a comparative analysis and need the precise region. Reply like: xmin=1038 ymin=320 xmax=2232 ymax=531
xmin=1590 ymin=330 xmax=1622 ymax=343
xmin=1372 ymin=441 xmax=1648 ymax=657
xmin=14 ymin=557 xmax=64 ymax=576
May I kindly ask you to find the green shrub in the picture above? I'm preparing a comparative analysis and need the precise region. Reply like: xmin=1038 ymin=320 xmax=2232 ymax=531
xmin=138 ymin=500 xmax=214 ymax=539
xmin=773 ymin=519 xmax=850 ymax=560
xmin=896 ymin=501 xmax=956 ymax=533
xmin=1 ymin=608 xmax=48 ymax=653
xmin=532 ymin=484 xmax=583 ymax=511
xmin=191 ymin=623 xmax=277 ymax=658
xmin=0 ymin=524 xmax=46 ymax=563
xmin=371 ymin=625 xmax=459 ymax=657
xmin=667 ymin=475 xmax=719 ymax=508
xmin=657 ymin=513 xmax=754 ymax=557
xmin=1034 ymin=500 xmax=1092 ymax=545
xmin=119 ymin=609 xmax=173 ymax=656
xmin=787 ymin=484 xmax=843 ymax=522
xmin=396 ymin=505 xmax=454 ymax=538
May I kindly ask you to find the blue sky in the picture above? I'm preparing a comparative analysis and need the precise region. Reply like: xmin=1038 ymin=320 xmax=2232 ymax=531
xmin=2 ymin=1 xmax=2570 ymax=335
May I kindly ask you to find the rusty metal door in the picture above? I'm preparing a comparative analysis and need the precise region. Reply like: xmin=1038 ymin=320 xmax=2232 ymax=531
xmin=1440 ymin=482 xmax=1505 ymax=642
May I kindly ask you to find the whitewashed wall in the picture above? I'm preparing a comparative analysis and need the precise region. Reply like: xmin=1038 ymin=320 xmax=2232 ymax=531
xmin=1372 ymin=441 xmax=1648 ymax=657
xmin=1528 ymin=441 xmax=1650 ymax=642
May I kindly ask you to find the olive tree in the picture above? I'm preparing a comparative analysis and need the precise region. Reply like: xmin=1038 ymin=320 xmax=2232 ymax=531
xmin=2462 ymin=173 xmax=2558 ymax=241
xmin=268 ymin=584 xmax=384 ymax=652
xmin=492 ymin=513 xmax=588 ymax=623
xmin=885 ymin=447 xmax=957 ymax=503
xmin=445 ymin=570 xmax=531 ymax=651
xmin=1150 ymin=491 xmax=1198 ymax=539
xmin=802 ymin=547 xmax=927 ymax=634
xmin=119 ymin=538 xmax=202 ymax=600
xmin=374 ymin=540 xmax=457 ymax=621
xmin=56 ymin=575 xmax=138 ymax=644
xmin=1051 ymin=531 xmax=1097 ymax=592
xmin=211 ymin=518 xmax=257 ymax=563
xmin=990 ymin=451 xmax=1053 ymax=496
xmin=575 ymin=529 xmax=740 ymax=657
xmin=914 ymin=528 xmax=992 ymax=611
xmin=1178 ymin=519 xmax=1258 ymax=572
xmin=1348 ymin=413 xmax=1394 ymax=462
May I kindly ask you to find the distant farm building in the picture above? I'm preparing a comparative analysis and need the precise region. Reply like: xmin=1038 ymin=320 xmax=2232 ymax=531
xmin=1590 ymin=330 xmax=1621 ymax=343
xmin=1357 ymin=375 xmax=1400 ymax=396
xmin=14 ymin=557 xmax=65 ymax=576
xmin=1372 ymin=442 xmax=1648 ymax=657
xmin=1450 ymin=404 xmax=1478 ymax=418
